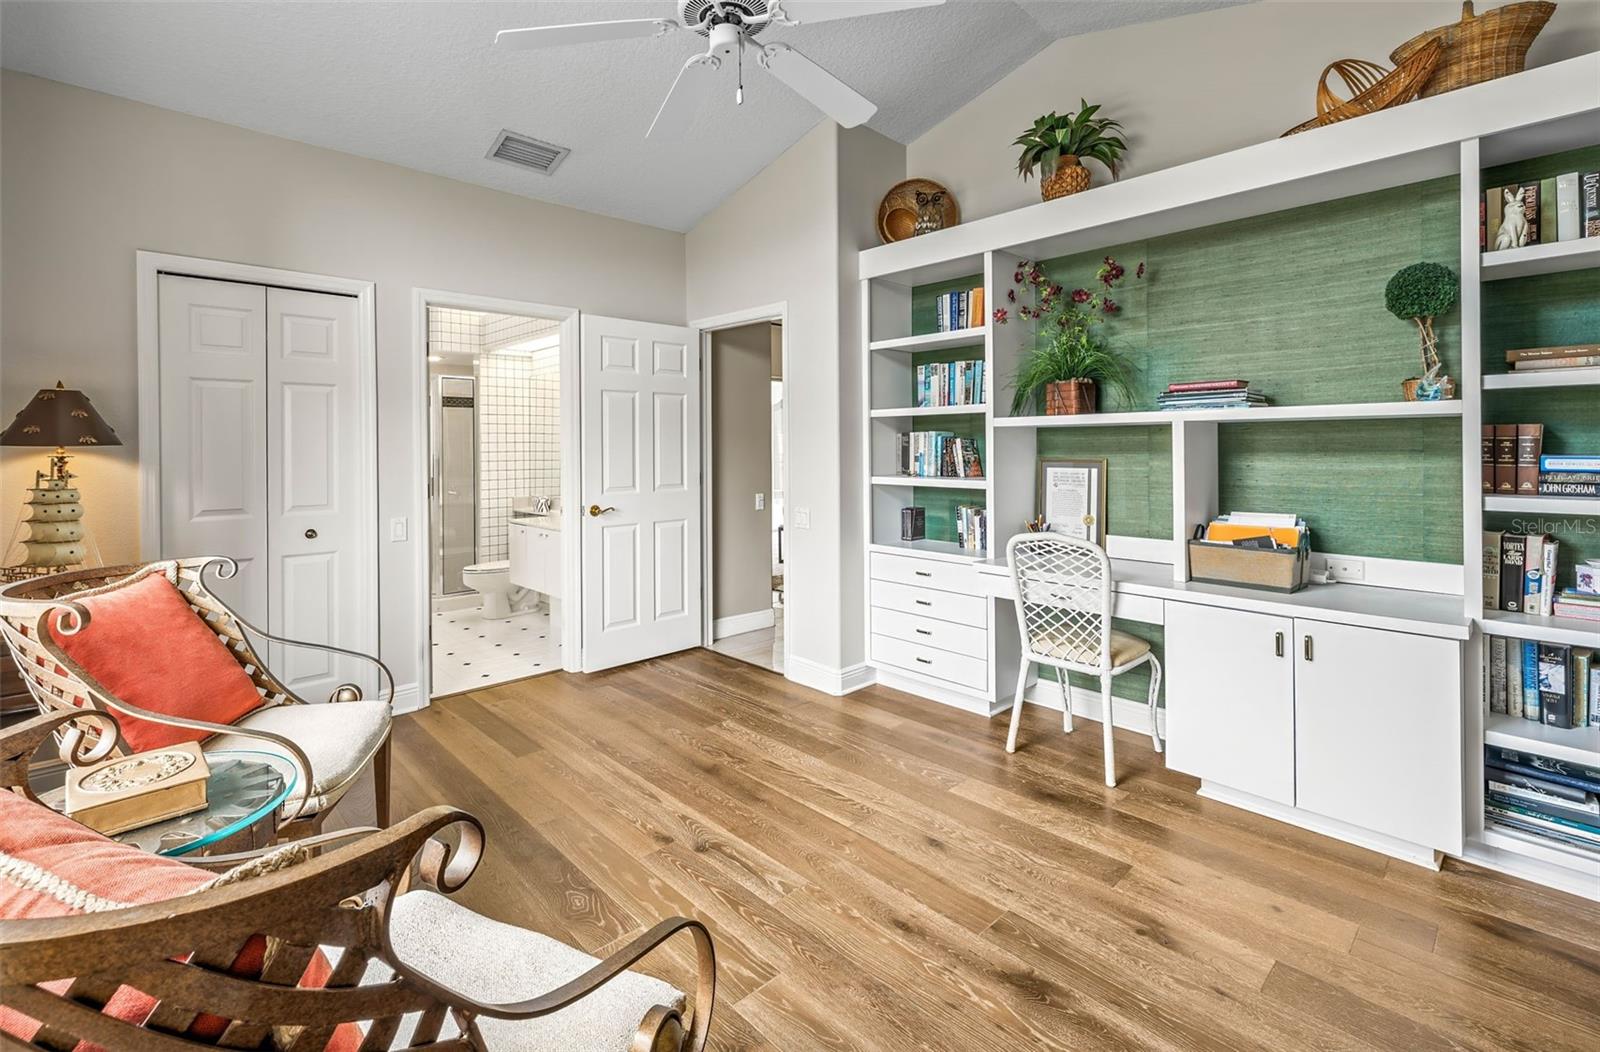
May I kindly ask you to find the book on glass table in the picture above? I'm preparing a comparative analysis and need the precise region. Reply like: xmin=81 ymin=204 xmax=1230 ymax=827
xmin=65 ymin=741 xmax=211 ymax=836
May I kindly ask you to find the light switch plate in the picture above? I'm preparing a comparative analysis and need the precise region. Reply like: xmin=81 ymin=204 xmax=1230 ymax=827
xmin=793 ymin=507 xmax=810 ymax=528
xmin=389 ymin=517 xmax=408 ymax=542
xmin=755 ymin=493 xmax=765 ymax=510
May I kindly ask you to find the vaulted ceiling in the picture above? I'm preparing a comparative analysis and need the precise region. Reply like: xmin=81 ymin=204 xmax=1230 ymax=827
xmin=1 ymin=1 xmax=1242 ymax=230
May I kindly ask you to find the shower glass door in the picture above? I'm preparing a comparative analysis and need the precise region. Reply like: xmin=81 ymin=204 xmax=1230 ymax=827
xmin=434 ymin=376 xmax=477 ymax=595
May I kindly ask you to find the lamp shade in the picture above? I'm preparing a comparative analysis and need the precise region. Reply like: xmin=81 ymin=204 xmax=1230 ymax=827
xmin=0 ymin=383 xmax=121 ymax=449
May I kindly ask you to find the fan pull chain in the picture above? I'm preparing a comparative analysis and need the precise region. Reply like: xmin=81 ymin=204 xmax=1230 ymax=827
xmin=736 ymin=39 xmax=744 ymax=105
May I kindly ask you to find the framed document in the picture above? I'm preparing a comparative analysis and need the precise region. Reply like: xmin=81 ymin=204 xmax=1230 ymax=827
xmin=1036 ymin=457 xmax=1107 ymax=546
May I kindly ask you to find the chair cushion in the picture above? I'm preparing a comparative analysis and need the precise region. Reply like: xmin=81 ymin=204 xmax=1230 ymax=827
xmin=0 ymin=791 xmax=358 ymax=1052
xmin=368 ymin=890 xmax=685 ymax=1052
xmin=47 ymin=571 xmax=265 ymax=752
xmin=1034 ymin=627 xmax=1151 ymax=668
xmin=207 ymin=699 xmax=390 ymax=815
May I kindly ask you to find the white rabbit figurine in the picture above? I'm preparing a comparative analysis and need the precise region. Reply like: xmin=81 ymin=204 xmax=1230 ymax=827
xmin=1495 ymin=187 xmax=1529 ymax=250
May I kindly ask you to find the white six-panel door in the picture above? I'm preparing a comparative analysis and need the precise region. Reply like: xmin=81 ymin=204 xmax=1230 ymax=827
xmin=580 ymin=316 xmax=700 ymax=671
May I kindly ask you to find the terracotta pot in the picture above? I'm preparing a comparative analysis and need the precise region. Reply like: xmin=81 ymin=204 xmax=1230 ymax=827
xmin=1044 ymin=379 xmax=1097 ymax=415
xmin=1041 ymin=156 xmax=1092 ymax=201
xmin=1400 ymin=376 xmax=1457 ymax=401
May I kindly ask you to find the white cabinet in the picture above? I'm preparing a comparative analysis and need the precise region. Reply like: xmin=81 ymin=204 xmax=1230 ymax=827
xmin=509 ymin=522 xmax=561 ymax=599
xmin=867 ymin=552 xmax=990 ymax=702
xmin=1294 ymin=619 xmax=1462 ymax=855
xmin=1164 ymin=602 xmax=1296 ymax=805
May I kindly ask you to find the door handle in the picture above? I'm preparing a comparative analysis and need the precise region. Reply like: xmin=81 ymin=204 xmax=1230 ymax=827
xmin=1274 ymin=631 xmax=1284 ymax=658
xmin=588 ymin=505 xmax=616 ymax=517
xmin=1303 ymin=634 xmax=1314 ymax=661
xmin=304 ymin=529 xmax=318 ymax=540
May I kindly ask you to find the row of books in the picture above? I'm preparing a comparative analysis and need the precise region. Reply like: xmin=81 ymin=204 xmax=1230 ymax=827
xmin=893 ymin=431 xmax=984 ymax=479
xmin=914 ymin=360 xmax=985 ymax=408
xmin=1480 ymin=424 xmax=1599 ymax=497
xmin=1504 ymin=342 xmax=1599 ymax=373
xmin=1481 ymin=170 xmax=1600 ymax=252
xmin=1483 ymin=530 xmax=1565 ymax=614
xmin=954 ymin=505 xmax=988 ymax=552
xmin=1487 ymin=638 xmax=1596 ymax=728
xmin=1556 ymin=588 xmax=1600 ymax=623
xmin=931 ymin=287 xmax=984 ymax=332
xmin=1484 ymin=745 xmax=1600 ymax=858
xmin=1155 ymin=379 xmax=1266 ymax=411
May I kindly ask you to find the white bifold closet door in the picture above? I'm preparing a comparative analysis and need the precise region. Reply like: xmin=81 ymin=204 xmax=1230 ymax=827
xmin=157 ymin=274 xmax=369 ymax=700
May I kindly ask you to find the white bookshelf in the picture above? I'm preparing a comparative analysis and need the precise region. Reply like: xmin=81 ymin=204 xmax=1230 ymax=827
xmin=1483 ymin=494 xmax=1600 ymax=515
xmin=995 ymin=400 xmax=1463 ymax=429
xmin=1482 ymin=367 xmax=1600 ymax=391
xmin=867 ymin=328 xmax=985 ymax=353
xmin=869 ymin=404 xmax=987 ymax=419
xmin=1481 ymin=610 xmax=1600 ymax=648
xmin=870 ymin=475 xmax=986 ymax=489
xmin=1481 ymin=238 xmax=1600 ymax=281
xmin=1485 ymin=713 xmax=1600 ymax=767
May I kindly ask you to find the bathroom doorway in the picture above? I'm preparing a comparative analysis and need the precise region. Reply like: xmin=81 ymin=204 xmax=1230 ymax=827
xmin=423 ymin=302 xmax=569 ymax=697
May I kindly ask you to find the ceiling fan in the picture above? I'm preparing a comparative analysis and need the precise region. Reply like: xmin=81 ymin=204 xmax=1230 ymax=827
xmin=495 ymin=1 xmax=946 ymax=139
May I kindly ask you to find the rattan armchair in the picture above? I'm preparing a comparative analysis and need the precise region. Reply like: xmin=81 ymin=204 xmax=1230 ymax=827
xmin=0 ymin=556 xmax=393 ymax=833
xmin=0 ymin=712 xmax=717 ymax=1052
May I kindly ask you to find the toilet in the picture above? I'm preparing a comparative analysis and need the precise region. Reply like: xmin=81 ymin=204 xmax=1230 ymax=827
xmin=461 ymin=560 xmax=530 ymax=620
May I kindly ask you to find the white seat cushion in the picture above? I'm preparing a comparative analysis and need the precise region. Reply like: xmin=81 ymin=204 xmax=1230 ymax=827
xmin=205 ymin=700 xmax=389 ymax=815
xmin=367 ymin=890 xmax=685 ymax=1052
xmin=1033 ymin=627 xmax=1150 ymax=668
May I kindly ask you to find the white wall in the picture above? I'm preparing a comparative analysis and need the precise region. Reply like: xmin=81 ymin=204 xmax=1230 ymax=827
xmin=908 ymin=0 xmax=1600 ymax=223
xmin=0 ymin=71 xmax=685 ymax=698
xmin=686 ymin=121 xmax=905 ymax=686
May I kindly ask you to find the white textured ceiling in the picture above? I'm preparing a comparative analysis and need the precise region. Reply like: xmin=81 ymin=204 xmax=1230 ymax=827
xmin=1 ymin=1 xmax=1243 ymax=231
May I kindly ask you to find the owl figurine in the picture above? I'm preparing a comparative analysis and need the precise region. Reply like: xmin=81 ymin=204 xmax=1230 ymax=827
xmin=913 ymin=190 xmax=945 ymax=237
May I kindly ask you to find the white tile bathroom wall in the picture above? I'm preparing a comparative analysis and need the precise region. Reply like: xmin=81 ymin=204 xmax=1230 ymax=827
xmin=427 ymin=307 xmax=483 ymax=357
xmin=475 ymin=313 xmax=562 ymax=563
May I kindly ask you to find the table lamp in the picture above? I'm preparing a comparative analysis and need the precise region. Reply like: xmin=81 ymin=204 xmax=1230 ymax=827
xmin=0 ymin=382 xmax=122 ymax=570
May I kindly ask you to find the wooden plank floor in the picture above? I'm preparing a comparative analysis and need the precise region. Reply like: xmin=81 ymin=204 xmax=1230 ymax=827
xmin=391 ymin=648 xmax=1600 ymax=1052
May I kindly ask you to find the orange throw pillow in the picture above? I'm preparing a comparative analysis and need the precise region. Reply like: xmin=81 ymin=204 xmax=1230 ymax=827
xmin=47 ymin=572 xmax=265 ymax=752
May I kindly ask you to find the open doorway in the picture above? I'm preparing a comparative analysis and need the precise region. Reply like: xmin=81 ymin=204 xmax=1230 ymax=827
xmin=424 ymin=304 xmax=567 ymax=696
xmin=706 ymin=320 xmax=785 ymax=674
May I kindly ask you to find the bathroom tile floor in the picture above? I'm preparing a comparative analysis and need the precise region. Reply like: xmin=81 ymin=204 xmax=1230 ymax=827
xmin=430 ymin=604 xmax=561 ymax=698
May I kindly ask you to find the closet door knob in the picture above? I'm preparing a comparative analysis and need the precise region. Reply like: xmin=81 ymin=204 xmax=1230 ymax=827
xmin=304 ymin=529 xmax=318 ymax=540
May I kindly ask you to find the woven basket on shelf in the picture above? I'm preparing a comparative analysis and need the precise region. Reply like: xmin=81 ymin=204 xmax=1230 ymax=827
xmin=1390 ymin=1 xmax=1556 ymax=97
xmin=1280 ymin=39 xmax=1444 ymax=136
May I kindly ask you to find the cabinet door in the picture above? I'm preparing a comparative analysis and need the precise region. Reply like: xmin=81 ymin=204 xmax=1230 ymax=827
xmin=1164 ymin=601 xmax=1296 ymax=805
xmin=1294 ymin=619 xmax=1462 ymax=854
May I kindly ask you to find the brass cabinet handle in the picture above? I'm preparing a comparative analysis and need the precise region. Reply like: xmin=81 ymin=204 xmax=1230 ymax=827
xmin=1303 ymin=635 xmax=1314 ymax=661
xmin=1274 ymin=631 xmax=1284 ymax=658
xmin=587 ymin=504 xmax=616 ymax=517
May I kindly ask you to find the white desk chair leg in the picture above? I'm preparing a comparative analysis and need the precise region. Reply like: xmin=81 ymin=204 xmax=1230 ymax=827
xmin=1058 ymin=672 xmax=1073 ymax=733
xmin=1100 ymin=672 xmax=1116 ymax=787
xmin=1146 ymin=655 xmax=1163 ymax=754
xmin=1006 ymin=659 xmax=1029 ymax=754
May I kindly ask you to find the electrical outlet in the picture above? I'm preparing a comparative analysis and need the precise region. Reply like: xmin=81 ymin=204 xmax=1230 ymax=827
xmin=755 ymin=492 xmax=765 ymax=511
xmin=389 ymin=517 xmax=408 ymax=542
xmin=1325 ymin=556 xmax=1364 ymax=582
xmin=793 ymin=507 xmax=810 ymax=529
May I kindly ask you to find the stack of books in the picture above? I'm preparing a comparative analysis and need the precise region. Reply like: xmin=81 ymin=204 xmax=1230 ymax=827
xmin=1156 ymin=380 xmax=1265 ymax=411
xmin=1482 ymin=168 xmax=1600 ymax=251
xmin=1483 ymin=530 xmax=1561 ymax=615
xmin=1537 ymin=453 xmax=1600 ymax=498
xmin=895 ymin=431 xmax=983 ymax=479
xmin=932 ymin=287 xmax=984 ymax=332
xmin=914 ymin=360 xmax=984 ymax=408
xmin=1481 ymin=425 xmax=1599 ymax=497
xmin=1484 ymin=745 xmax=1600 ymax=858
xmin=1487 ymin=637 xmax=1596 ymax=728
xmin=1505 ymin=343 xmax=1599 ymax=373
xmin=955 ymin=505 xmax=987 ymax=552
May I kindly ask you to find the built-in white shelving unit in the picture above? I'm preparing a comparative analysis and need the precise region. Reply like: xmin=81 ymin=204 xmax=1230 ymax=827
xmin=1485 ymin=713 xmax=1600 ymax=768
xmin=857 ymin=53 xmax=1600 ymax=898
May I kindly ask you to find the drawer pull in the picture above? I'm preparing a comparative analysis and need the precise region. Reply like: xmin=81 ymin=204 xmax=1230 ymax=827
xmin=915 ymin=628 xmax=932 ymax=636
xmin=915 ymin=657 xmax=933 ymax=665
xmin=1303 ymin=635 xmax=1314 ymax=661
xmin=914 ymin=570 xmax=933 ymax=578
xmin=914 ymin=599 xmax=932 ymax=607
xmin=1274 ymin=631 xmax=1284 ymax=658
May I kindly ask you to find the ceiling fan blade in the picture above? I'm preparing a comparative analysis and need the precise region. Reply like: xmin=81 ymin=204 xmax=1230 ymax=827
xmin=768 ymin=0 xmax=944 ymax=25
xmin=759 ymin=44 xmax=876 ymax=128
xmin=648 ymin=54 xmax=721 ymax=140
xmin=495 ymin=19 xmax=673 ymax=50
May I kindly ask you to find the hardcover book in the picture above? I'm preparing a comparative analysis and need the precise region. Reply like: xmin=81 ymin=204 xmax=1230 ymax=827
xmin=1498 ymin=532 xmax=1525 ymax=612
xmin=1538 ymin=642 xmax=1573 ymax=729
xmin=64 ymin=742 xmax=211 ymax=836
xmin=1489 ymin=634 xmax=1508 ymax=714
xmin=1506 ymin=343 xmax=1600 ymax=362
xmin=1582 ymin=171 xmax=1600 ymax=238
xmin=1482 ymin=530 xmax=1502 ymax=610
xmin=1481 ymin=424 xmax=1493 ymax=493
xmin=1493 ymin=424 xmax=1518 ymax=493
xmin=1539 ymin=177 xmax=1558 ymax=244
xmin=1515 ymin=424 xmax=1542 ymax=494
xmin=1556 ymin=172 xmax=1581 ymax=242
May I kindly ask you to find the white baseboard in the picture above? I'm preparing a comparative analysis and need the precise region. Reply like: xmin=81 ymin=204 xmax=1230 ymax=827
xmin=430 ymin=592 xmax=479 ymax=613
xmin=390 ymin=682 xmax=425 ymax=715
xmin=1199 ymin=781 xmax=1443 ymax=870
xmin=788 ymin=656 xmax=873 ymax=696
xmin=713 ymin=608 xmax=776 ymax=640
xmin=873 ymin=666 xmax=994 ymax=715
xmin=1017 ymin=680 xmax=1167 ymax=738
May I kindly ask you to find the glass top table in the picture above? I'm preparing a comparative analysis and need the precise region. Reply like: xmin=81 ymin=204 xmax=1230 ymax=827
xmin=34 ymin=749 xmax=296 ymax=857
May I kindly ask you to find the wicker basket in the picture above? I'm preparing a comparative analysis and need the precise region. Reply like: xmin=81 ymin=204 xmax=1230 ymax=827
xmin=1391 ymin=1 xmax=1556 ymax=98
xmin=1281 ymin=39 xmax=1444 ymax=136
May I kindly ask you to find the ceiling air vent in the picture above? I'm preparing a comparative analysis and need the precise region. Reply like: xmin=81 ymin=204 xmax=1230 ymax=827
xmin=486 ymin=129 xmax=570 ymax=175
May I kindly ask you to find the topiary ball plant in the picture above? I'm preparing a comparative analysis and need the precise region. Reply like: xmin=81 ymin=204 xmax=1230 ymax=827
xmin=1385 ymin=262 xmax=1458 ymax=399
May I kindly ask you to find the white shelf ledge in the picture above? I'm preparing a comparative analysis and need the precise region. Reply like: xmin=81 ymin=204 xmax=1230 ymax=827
xmin=1485 ymin=713 xmax=1600 ymax=767
xmin=869 ymin=404 xmax=987 ymax=419
xmin=871 ymin=475 xmax=986 ymax=489
xmin=867 ymin=540 xmax=985 ymax=564
xmin=1482 ymin=238 xmax=1600 ymax=281
xmin=1481 ymin=610 xmax=1600 ymax=647
xmin=1483 ymin=494 xmax=1600 ymax=515
xmin=994 ymin=400 xmax=1463 ymax=429
xmin=867 ymin=328 xmax=985 ymax=353
xmin=1483 ymin=366 xmax=1600 ymax=390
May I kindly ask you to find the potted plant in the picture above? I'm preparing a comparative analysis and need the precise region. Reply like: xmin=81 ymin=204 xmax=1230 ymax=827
xmin=1001 ymin=257 xmax=1142 ymax=415
xmin=1013 ymin=101 xmax=1127 ymax=201
xmin=1384 ymin=262 xmax=1459 ymax=400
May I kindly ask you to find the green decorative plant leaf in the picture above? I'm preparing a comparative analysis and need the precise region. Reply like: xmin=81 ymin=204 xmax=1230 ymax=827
xmin=1014 ymin=100 xmax=1128 ymax=181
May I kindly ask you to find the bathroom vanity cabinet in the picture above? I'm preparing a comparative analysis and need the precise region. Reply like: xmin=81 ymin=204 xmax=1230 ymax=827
xmin=510 ymin=520 xmax=561 ymax=599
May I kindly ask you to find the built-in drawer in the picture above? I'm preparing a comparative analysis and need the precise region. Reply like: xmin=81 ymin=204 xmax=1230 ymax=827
xmin=871 ymin=607 xmax=988 ymax=658
xmin=869 ymin=552 xmax=981 ymax=594
xmin=870 ymin=579 xmax=988 ymax=627
xmin=871 ymin=633 xmax=988 ymax=692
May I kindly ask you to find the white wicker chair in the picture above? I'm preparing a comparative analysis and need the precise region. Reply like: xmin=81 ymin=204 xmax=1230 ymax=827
xmin=1004 ymin=533 xmax=1162 ymax=787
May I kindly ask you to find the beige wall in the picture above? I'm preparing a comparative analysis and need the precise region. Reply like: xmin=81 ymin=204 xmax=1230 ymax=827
xmin=710 ymin=322 xmax=774 ymax=626
xmin=907 ymin=1 xmax=1600 ymax=223
xmin=0 ymin=71 xmax=686 ymax=697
